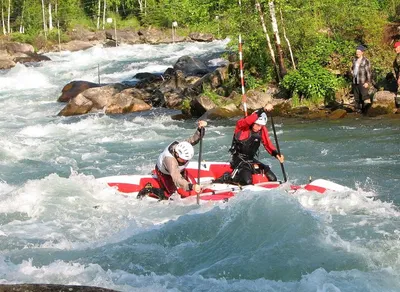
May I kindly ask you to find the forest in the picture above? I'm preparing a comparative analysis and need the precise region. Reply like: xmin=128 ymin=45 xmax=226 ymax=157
xmin=1 ymin=0 xmax=399 ymax=104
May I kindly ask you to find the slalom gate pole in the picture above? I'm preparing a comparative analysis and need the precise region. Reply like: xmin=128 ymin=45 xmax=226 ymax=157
xmin=197 ymin=127 xmax=205 ymax=205
xmin=269 ymin=114 xmax=287 ymax=182
xmin=238 ymin=0 xmax=247 ymax=117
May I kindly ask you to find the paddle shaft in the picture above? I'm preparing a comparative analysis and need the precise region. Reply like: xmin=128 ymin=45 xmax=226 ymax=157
xmin=197 ymin=127 xmax=205 ymax=204
xmin=269 ymin=114 xmax=287 ymax=182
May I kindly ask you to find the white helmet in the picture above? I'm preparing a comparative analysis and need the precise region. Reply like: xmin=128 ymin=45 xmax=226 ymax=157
xmin=175 ymin=141 xmax=194 ymax=160
xmin=254 ymin=112 xmax=267 ymax=126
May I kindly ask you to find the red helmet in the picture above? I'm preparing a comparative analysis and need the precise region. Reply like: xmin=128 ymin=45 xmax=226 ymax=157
xmin=394 ymin=41 xmax=400 ymax=49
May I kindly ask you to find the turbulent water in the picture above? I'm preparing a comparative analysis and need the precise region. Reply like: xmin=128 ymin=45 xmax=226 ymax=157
xmin=0 ymin=40 xmax=400 ymax=292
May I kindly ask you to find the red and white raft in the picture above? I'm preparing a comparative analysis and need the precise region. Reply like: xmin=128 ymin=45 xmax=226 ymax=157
xmin=97 ymin=161 xmax=348 ymax=201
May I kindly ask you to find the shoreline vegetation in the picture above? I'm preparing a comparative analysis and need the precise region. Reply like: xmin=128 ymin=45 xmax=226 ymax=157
xmin=1 ymin=1 xmax=400 ymax=120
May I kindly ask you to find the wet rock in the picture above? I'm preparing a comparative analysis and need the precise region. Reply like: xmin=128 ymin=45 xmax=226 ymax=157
xmin=305 ymin=110 xmax=328 ymax=119
xmin=201 ymin=103 xmax=242 ymax=119
xmin=329 ymin=109 xmax=347 ymax=119
xmin=2 ymin=42 xmax=34 ymax=54
xmin=189 ymin=32 xmax=214 ymax=42
xmin=190 ymin=95 xmax=217 ymax=116
xmin=164 ymin=92 xmax=184 ymax=109
xmin=0 ymin=42 xmax=50 ymax=68
xmin=59 ymin=40 xmax=95 ymax=52
xmin=133 ymin=72 xmax=163 ymax=83
xmin=106 ymin=29 xmax=141 ymax=44
xmin=245 ymin=90 xmax=274 ymax=111
xmin=173 ymin=56 xmax=210 ymax=77
xmin=58 ymin=79 xmax=166 ymax=116
xmin=0 ymin=50 xmax=15 ymax=69
xmin=58 ymin=81 xmax=103 ymax=102
xmin=138 ymin=28 xmax=185 ymax=44
xmin=372 ymin=90 xmax=396 ymax=107
xmin=13 ymin=52 xmax=51 ymax=64
xmin=68 ymin=26 xmax=105 ymax=42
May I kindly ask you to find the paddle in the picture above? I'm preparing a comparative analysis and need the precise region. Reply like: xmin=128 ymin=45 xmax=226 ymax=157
xmin=197 ymin=126 xmax=205 ymax=205
xmin=269 ymin=113 xmax=287 ymax=183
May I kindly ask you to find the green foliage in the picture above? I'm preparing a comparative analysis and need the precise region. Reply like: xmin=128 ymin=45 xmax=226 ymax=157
xmin=244 ymin=71 xmax=265 ymax=90
xmin=10 ymin=32 xmax=36 ymax=44
xmin=1 ymin=0 xmax=398 ymax=99
xmin=181 ymin=98 xmax=191 ymax=112
xmin=281 ymin=60 xmax=345 ymax=104
xmin=116 ymin=17 xmax=141 ymax=30
xmin=47 ymin=30 xmax=70 ymax=43
xmin=203 ymin=86 xmax=223 ymax=106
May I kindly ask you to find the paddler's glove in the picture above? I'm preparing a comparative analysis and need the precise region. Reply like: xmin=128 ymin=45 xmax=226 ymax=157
xmin=188 ymin=183 xmax=201 ymax=193
xmin=197 ymin=127 xmax=205 ymax=139
xmin=197 ymin=120 xmax=207 ymax=138
xmin=254 ymin=108 xmax=265 ymax=117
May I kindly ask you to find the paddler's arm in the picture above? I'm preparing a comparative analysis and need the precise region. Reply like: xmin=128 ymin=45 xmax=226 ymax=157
xmin=163 ymin=157 xmax=200 ymax=192
xmin=260 ymin=103 xmax=285 ymax=164
xmin=186 ymin=120 xmax=207 ymax=146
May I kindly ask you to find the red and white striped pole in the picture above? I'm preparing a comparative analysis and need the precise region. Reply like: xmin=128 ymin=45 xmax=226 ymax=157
xmin=238 ymin=1 xmax=247 ymax=116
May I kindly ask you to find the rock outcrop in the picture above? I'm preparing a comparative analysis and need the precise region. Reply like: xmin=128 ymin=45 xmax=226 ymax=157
xmin=0 ymin=42 xmax=50 ymax=69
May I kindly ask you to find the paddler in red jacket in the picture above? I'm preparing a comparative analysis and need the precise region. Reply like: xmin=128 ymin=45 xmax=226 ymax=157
xmin=229 ymin=104 xmax=284 ymax=185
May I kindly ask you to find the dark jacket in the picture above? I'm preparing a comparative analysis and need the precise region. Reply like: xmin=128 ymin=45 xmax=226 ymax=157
xmin=351 ymin=56 xmax=372 ymax=85
xmin=230 ymin=110 xmax=278 ymax=161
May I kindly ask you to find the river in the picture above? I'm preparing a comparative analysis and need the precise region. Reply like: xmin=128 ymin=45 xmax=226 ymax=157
xmin=0 ymin=39 xmax=399 ymax=292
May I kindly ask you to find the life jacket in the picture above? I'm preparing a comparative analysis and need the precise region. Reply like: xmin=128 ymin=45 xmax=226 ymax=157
xmin=156 ymin=141 xmax=189 ymax=175
xmin=230 ymin=130 xmax=261 ymax=161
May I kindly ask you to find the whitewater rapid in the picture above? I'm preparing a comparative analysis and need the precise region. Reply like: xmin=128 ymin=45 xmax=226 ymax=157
xmin=0 ymin=39 xmax=400 ymax=292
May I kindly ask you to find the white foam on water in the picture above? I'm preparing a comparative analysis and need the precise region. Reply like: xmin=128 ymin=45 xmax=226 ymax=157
xmin=0 ymin=63 xmax=54 ymax=91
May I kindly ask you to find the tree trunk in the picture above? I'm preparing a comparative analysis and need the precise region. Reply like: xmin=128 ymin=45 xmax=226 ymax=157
xmin=102 ymin=0 xmax=106 ymax=30
xmin=268 ymin=1 xmax=286 ymax=78
xmin=56 ymin=0 xmax=60 ymax=51
xmin=96 ymin=0 xmax=101 ymax=29
xmin=1 ymin=0 xmax=6 ymax=35
xmin=41 ymin=0 xmax=47 ymax=39
xmin=48 ymin=2 xmax=53 ymax=30
xmin=255 ymin=1 xmax=280 ymax=81
xmin=279 ymin=8 xmax=296 ymax=70
xmin=7 ymin=0 xmax=10 ymax=33
xmin=19 ymin=0 xmax=25 ymax=33
xmin=138 ymin=0 xmax=143 ymax=13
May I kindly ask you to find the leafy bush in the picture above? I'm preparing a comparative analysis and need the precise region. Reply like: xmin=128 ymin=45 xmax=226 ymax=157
xmin=10 ymin=32 xmax=37 ymax=44
xmin=281 ymin=60 xmax=345 ymax=104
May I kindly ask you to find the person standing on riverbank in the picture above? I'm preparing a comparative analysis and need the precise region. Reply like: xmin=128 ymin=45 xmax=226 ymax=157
xmin=393 ymin=41 xmax=400 ymax=110
xmin=351 ymin=45 xmax=372 ymax=113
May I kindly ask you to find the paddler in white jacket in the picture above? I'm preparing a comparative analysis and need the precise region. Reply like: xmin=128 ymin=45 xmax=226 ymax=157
xmin=155 ymin=120 xmax=207 ymax=197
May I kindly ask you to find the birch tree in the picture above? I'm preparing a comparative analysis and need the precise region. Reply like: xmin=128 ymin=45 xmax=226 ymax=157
xmin=48 ymin=1 xmax=53 ymax=30
xmin=102 ymin=0 xmax=106 ymax=29
xmin=268 ymin=0 xmax=286 ymax=78
xmin=41 ymin=0 xmax=47 ymax=38
xmin=97 ymin=0 xmax=101 ymax=29
xmin=137 ymin=0 xmax=146 ymax=15
xmin=279 ymin=8 xmax=295 ymax=70
xmin=7 ymin=0 xmax=10 ymax=33
xmin=19 ymin=0 xmax=25 ymax=33
xmin=1 ymin=0 xmax=5 ymax=34
xmin=255 ymin=1 xmax=280 ymax=81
